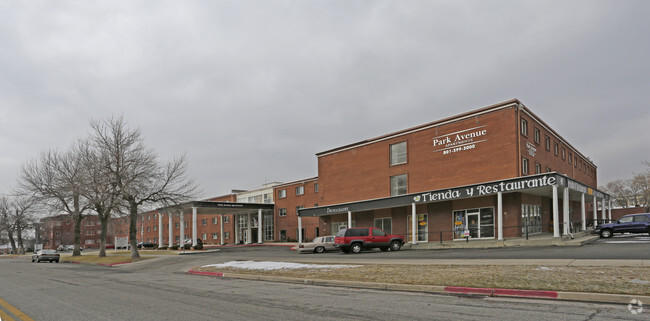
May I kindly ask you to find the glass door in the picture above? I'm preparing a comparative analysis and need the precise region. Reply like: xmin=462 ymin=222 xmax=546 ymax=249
xmin=407 ymin=214 xmax=428 ymax=242
xmin=467 ymin=211 xmax=480 ymax=238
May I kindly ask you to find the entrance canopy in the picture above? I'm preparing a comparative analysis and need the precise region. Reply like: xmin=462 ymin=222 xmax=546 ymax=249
xmin=298 ymin=173 xmax=608 ymax=217
xmin=159 ymin=201 xmax=274 ymax=215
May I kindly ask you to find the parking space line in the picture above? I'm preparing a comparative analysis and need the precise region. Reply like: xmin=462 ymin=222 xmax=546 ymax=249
xmin=0 ymin=297 xmax=33 ymax=321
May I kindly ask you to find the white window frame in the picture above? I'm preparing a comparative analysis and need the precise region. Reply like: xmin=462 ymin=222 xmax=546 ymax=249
xmin=390 ymin=174 xmax=408 ymax=196
xmin=390 ymin=141 xmax=407 ymax=166
xmin=296 ymin=186 xmax=304 ymax=196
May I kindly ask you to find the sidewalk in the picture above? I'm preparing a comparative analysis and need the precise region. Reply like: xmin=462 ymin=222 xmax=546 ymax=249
xmin=403 ymin=231 xmax=599 ymax=250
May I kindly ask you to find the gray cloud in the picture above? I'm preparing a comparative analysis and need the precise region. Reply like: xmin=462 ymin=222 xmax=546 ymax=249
xmin=1 ymin=1 xmax=648 ymax=197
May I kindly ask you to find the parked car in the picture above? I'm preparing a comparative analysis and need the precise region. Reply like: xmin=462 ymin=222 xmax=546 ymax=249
xmin=594 ymin=213 xmax=650 ymax=238
xmin=32 ymin=249 xmax=60 ymax=263
xmin=334 ymin=227 xmax=404 ymax=254
xmin=137 ymin=242 xmax=155 ymax=249
xmin=294 ymin=235 xmax=339 ymax=254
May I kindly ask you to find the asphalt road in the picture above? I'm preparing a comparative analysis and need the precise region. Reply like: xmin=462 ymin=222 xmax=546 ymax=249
xmin=1 ymin=238 xmax=648 ymax=321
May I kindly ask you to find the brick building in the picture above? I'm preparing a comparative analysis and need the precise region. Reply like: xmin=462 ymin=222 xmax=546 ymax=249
xmin=300 ymin=99 xmax=610 ymax=243
xmin=40 ymin=99 xmax=612 ymax=248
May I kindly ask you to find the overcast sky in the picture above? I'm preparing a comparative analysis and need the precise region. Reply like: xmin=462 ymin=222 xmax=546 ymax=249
xmin=1 ymin=1 xmax=648 ymax=199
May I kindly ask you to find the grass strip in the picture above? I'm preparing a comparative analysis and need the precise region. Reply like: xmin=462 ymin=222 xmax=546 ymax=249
xmin=194 ymin=264 xmax=650 ymax=296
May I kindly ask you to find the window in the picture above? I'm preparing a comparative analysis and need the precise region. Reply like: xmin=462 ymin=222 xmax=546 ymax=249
xmin=535 ymin=163 xmax=541 ymax=174
xmin=224 ymin=232 xmax=230 ymax=239
xmin=212 ymin=217 xmax=218 ymax=224
xmin=175 ymin=222 xmax=179 ymax=229
xmin=562 ymin=148 xmax=566 ymax=160
xmin=263 ymin=193 xmax=272 ymax=203
xmin=202 ymin=219 xmax=207 ymax=226
xmin=295 ymin=206 xmax=304 ymax=215
xmin=520 ymin=119 xmax=528 ymax=136
xmin=314 ymin=183 xmax=319 ymax=193
xmin=154 ymin=226 xmax=157 ymax=232
xmin=534 ymin=128 xmax=540 ymax=144
xmin=574 ymin=156 xmax=578 ymax=168
xmin=212 ymin=233 xmax=218 ymax=240
xmin=278 ymin=208 xmax=287 ymax=217
xmin=175 ymin=236 xmax=180 ymax=242
xmin=147 ymin=215 xmax=151 ymax=221
xmin=153 ymin=214 xmax=157 ymax=219
xmin=85 ymin=230 xmax=95 ymax=235
xmin=522 ymin=157 xmax=529 ymax=175
xmin=634 ymin=215 xmax=650 ymax=222
xmin=390 ymin=174 xmax=408 ymax=196
xmin=390 ymin=141 xmax=407 ymax=165
xmin=279 ymin=230 xmax=287 ymax=242
xmin=223 ymin=216 xmax=230 ymax=224
xmin=202 ymin=233 xmax=207 ymax=240
xmin=146 ymin=226 xmax=151 ymax=232
xmin=295 ymin=186 xmax=304 ymax=195
xmin=568 ymin=153 xmax=572 ymax=164
xmin=374 ymin=218 xmax=392 ymax=234
xmin=278 ymin=189 xmax=286 ymax=198
xmin=545 ymin=136 xmax=550 ymax=150
xmin=554 ymin=142 xmax=559 ymax=155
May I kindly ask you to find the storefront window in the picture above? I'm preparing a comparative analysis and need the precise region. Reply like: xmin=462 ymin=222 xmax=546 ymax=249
xmin=453 ymin=207 xmax=495 ymax=240
xmin=522 ymin=204 xmax=542 ymax=235
xmin=374 ymin=217 xmax=392 ymax=234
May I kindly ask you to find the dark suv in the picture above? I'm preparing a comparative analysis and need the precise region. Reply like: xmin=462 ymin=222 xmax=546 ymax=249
xmin=334 ymin=227 xmax=404 ymax=254
xmin=594 ymin=213 xmax=650 ymax=238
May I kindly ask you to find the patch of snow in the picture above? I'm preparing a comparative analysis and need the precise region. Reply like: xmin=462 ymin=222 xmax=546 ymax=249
xmin=202 ymin=261 xmax=361 ymax=271
xmin=629 ymin=279 xmax=650 ymax=284
xmin=537 ymin=266 xmax=554 ymax=271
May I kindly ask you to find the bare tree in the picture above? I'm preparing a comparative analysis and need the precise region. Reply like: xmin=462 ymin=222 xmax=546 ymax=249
xmin=8 ymin=194 xmax=38 ymax=254
xmin=0 ymin=196 xmax=18 ymax=254
xmin=19 ymin=147 xmax=93 ymax=256
xmin=601 ymin=179 xmax=632 ymax=208
xmin=90 ymin=116 xmax=198 ymax=258
xmin=77 ymin=139 xmax=120 ymax=257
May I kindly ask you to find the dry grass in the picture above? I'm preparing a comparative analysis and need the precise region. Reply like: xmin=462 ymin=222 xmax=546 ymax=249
xmin=62 ymin=254 xmax=152 ymax=264
xmin=195 ymin=264 xmax=650 ymax=295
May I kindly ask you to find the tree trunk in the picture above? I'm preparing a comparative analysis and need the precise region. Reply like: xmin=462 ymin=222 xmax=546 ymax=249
xmin=128 ymin=200 xmax=140 ymax=259
xmin=99 ymin=209 xmax=109 ymax=258
xmin=73 ymin=212 xmax=83 ymax=256
xmin=7 ymin=230 xmax=17 ymax=254
xmin=16 ymin=225 xmax=25 ymax=254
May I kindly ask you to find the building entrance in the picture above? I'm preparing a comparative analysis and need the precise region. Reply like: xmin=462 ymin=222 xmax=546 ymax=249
xmin=407 ymin=214 xmax=428 ymax=242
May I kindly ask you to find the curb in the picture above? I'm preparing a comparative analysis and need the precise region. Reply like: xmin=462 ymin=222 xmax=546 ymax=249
xmin=186 ymin=269 xmax=650 ymax=305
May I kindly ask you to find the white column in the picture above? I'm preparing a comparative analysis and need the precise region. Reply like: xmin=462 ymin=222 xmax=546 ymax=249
xmin=179 ymin=211 xmax=185 ymax=246
xmin=601 ymin=199 xmax=606 ymax=222
xmin=192 ymin=207 xmax=198 ymax=246
xmin=234 ymin=215 xmax=239 ymax=244
xmin=497 ymin=192 xmax=503 ymax=240
xmin=347 ymin=211 xmax=352 ymax=228
xmin=552 ymin=185 xmax=560 ymax=237
xmin=257 ymin=209 xmax=263 ymax=244
xmin=298 ymin=216 xmax=303 ymax=243
xmin=411 ymin=203 xmax=417 ymax=245
xmin=608 ymin=200 xmax=612 ymax=222
xmin=220 ymin=215 xmax=224 ymax=245
xmin=562 ymin=187 xmax=570 ymax=235
xmin=168 ymin=213 xmax=173 ymax=247
xmin=593 ymin=195 xmax=598 ymax=226
xmin=246 ymin=212 xmax=252 ymax=244
xmin=581 ymin=193 xmax=586 ymax=231
xmin=158 ymin=213 xmax=163 ymax=248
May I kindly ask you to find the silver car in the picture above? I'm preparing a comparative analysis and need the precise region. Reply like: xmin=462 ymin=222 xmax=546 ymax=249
xmin=295 ymin=236 xmax=339 ymax=254
xmin=32 ymin=249 xmax=60 ymax=263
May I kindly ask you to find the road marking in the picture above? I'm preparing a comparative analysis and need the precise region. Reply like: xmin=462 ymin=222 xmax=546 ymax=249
xmin=0 ymin=297 xmax=34 ymax=321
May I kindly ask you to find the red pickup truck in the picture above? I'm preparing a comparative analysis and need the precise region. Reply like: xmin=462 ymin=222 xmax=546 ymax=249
xmin=334 ymin=227 xmax=404 ymax=254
